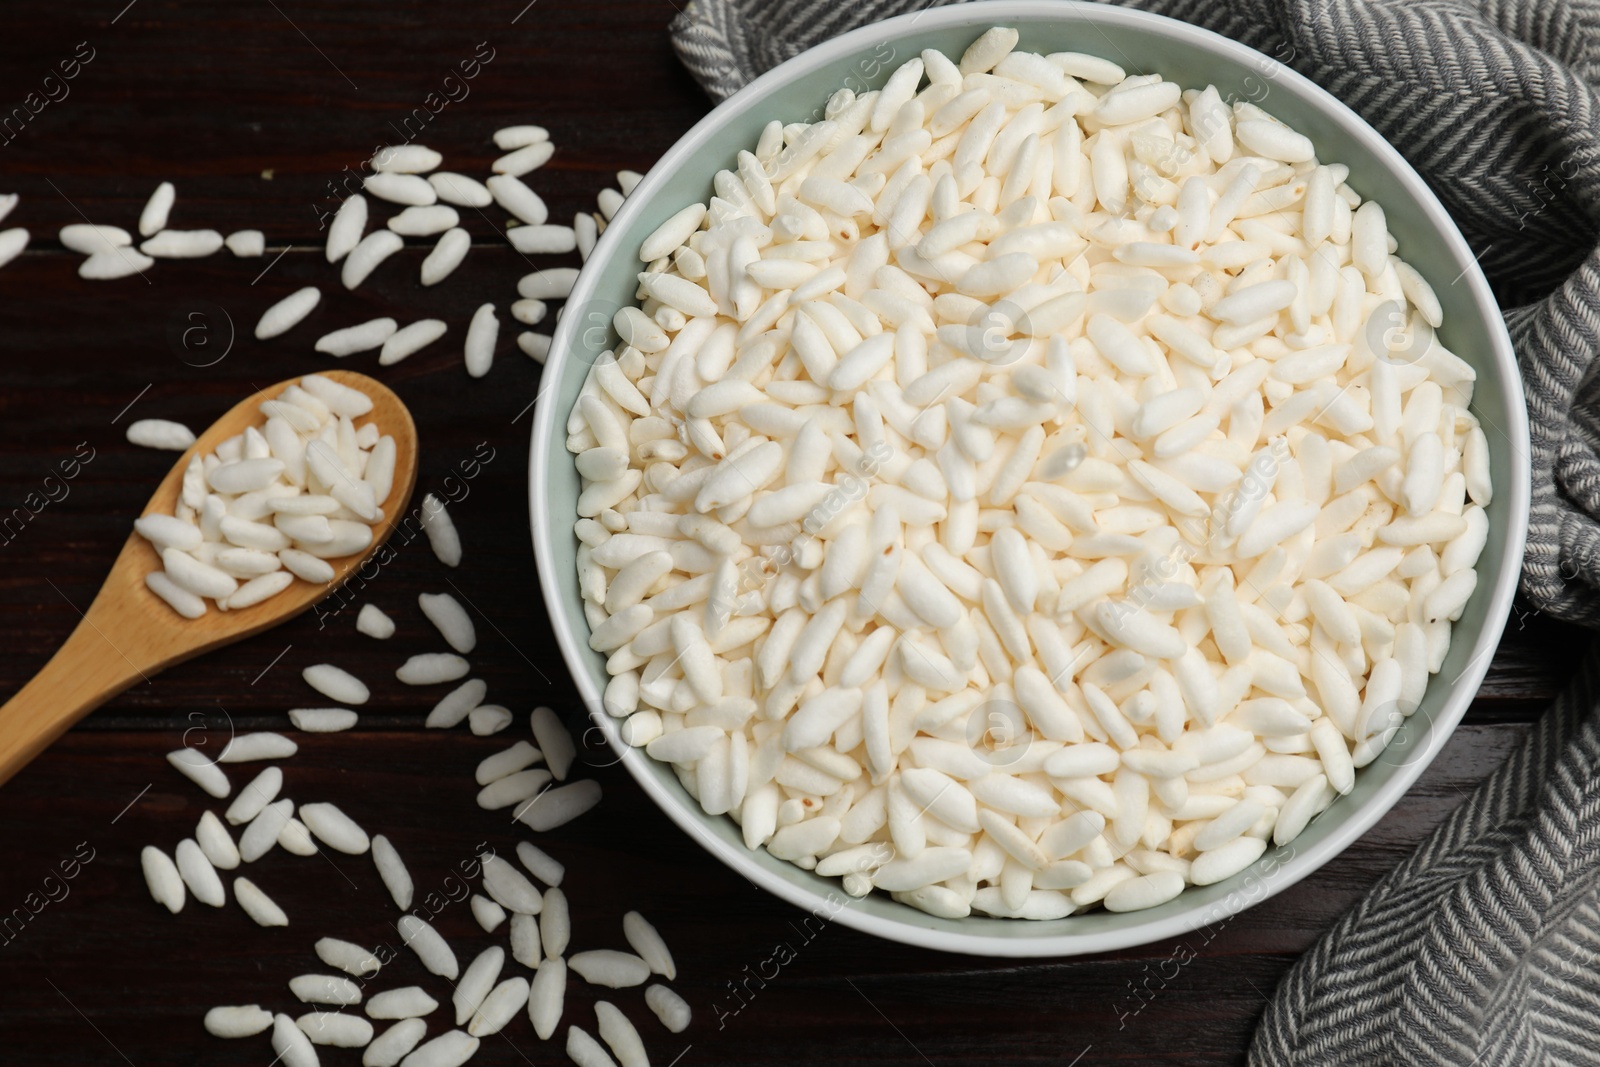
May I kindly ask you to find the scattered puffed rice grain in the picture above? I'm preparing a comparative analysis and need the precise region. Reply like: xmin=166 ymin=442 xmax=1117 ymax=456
xmin=317 ymin=937 xmax=383 ymax=977
xmin=471 ymin=894 xmax=507 ymax=932
xmin=304 ymin=663 xmax=370 ymax=704
xmin=357 ymin=603 xmax=396 ymax=639
xmin=511 ymin=298 xmax=547 ymax=325
xmin=343 ymin=230 xmax=405 ymax=288
xmin=420 ymin=227 xmax=470 ymax=287
xmin=290 ymin=708 xmax=360 ymax=732
xmin=426 ymin=678 xmax=486 ymax=729
xmin=299 ymin=806 xmax=369 ymax=857
xmin=218 ymin=731 xmax=298 ymax=763
xmin=257 ymin=287 xmax=322 ymax=339
xmin=380 ymin=319 xmax=449 ymax=365
xmin=569 ymin=950 xmax=650 ymax=989
xmin=476 ymin=741 xmax=543 ymax=785
xmin=226 ymin=230 xmax=265 ymax=257
xmin=568 ymin=1025 xmax=619 ymax=1067
xmin=316 ymin=317 xmax=399 ymax=357
xmin=279 ymin=816 xmax=319 ymax=856
xmin=464 ymin=303 xmax=499 ymax=378
xmin=297 ymin=1012 xmax=374 ymax=1048
xmin=644 ymin=984 xmax=691 ymax=1033
xmin=127 ymin=418 xmax=196 ymax=451
xmin=365 ymin=987 xmax=438 ymax=1020
xmin=372 ymin=834 xmax=415 ymax=910
xmin=517 ymin=331 xmax=551 ymax=363
xmin=196 ymin=810 xmax=241 ymax=869
xmin=141 ymin=228 xmax=224 ymax=258
xmin=399 ymin=1030 xmax=477 ymax=1067
xmin=290 ymin=973 xmax=363 ymax=1005
xmin=527 ymin=956 xmax=566 ymax=1040
xmin=507 ymin=222 xmax=575 ymax=253
xmin=574 ymin=214 xmax=597 ymax=261
xmin=60 ymin=223 xmax=131 ymax=254
xmin=487 ymin=174 xmax=548 ymax=224
xmin=468 ymin=977 xmax=528 ymax=1038
xmin=141 ymin=845 xmax=185 ymax=913
xmin=236 ymin=876 xmax=289 ymax=926
xmin=365 ymin=1019 xmax=427 ymax=1067
xmin=515 ymin=780 xmax=601 ymax=831
xmin=494 ymin=125 xmax=549 ymax=149
xmin=397 ymin=914 xmax=458 ymax=979
xmin=372 ymin=144 xmax=443 ymax=174
xmin=494 ymin=140 xmax=554 ymax=177
xmin=167 ymin=747 xmax=231 ymax=798
xmin=509 ymin=912 xmax=542 ymax=969
xmin=0 ymin=227 xmax=28 ymax=270
xmin=516 ymin=842 xmax=565 ymax=886
xmin=481 ymin=854 xmax=543 ymax=914
xmin=595 ymin=1001 xmax=649 ymax=1067
xmin=239 ymin=799 xmax=294 ymax=862
xmin=364 ymin=172 xmax=437 ymax=206
xmin=175 ymin=837 xmax=226 ymax=907
xmin=622 ymin=911 xmax=676 ymax=980
xmin=205 ymin=1004 xmax=273 ymax=1038
xmin=420 ymin=493 xmax=462 ymax=567
xmin=396 ymin=653 xmax=470 ymax=685
xmin=477 ymin=767 xmax=551 ymax=809
xmin=540 ymin=886 xmax=570 ymax=958
xmin=452 ymin=946 xmax=504 ymax=1026
xmin=272 ymin=1012 xmax=319 ymax=1067
xmin=428 ymin=172 xmax=492 ymax=208
xmin=388 ymin=205 xmax=460 ymax=236
xmin=226 ymin=766 xmax=282 ymax=825
xmin=79 ymin=247 xmax=154 ymax=279
xmin=516 ymin=267 xmax=578 ymax=299
xmin=327 ymin=195 xmax=368 ymax=263
xmin=468 ymin=705 xmax=512 ymax=736
xmin=138 ymin=182 xmax=176 ymax=237
xmin=530 ymin=706 xmax=576 ymax=781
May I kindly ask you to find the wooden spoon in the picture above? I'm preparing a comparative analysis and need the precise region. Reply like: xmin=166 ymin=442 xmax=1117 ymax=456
xmin=0 ymin=370 xmax=418 ymax=787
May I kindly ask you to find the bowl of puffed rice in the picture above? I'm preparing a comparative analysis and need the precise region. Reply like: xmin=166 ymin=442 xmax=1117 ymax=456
xmin=529 ymin=0 xmax=1529 ymax=956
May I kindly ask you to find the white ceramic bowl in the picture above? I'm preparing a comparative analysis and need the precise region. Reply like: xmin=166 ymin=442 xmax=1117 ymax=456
xmin=530 ymin=0 xmax=1530 ymax=956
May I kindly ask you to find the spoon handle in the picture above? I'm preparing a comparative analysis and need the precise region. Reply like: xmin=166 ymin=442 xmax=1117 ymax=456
xmin=0 ymin=588 xmax=156 ymax=788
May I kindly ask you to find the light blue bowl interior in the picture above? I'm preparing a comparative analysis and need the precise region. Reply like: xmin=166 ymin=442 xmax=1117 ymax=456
xmin=535 ymin=4 xmax=1524 ymax=949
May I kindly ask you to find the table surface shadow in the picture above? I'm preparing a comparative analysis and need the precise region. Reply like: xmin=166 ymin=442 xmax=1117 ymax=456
xmin=0 ymin=2 xmax=1586 ymax=1065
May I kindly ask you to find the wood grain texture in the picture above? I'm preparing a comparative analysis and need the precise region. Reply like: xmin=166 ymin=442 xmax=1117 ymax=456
xmin=0 ymin=1 xmax=1586 ymax=1064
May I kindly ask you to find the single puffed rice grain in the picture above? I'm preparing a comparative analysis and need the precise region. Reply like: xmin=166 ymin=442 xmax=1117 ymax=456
xmin=372 ymin=834 xmax=415 ymax=910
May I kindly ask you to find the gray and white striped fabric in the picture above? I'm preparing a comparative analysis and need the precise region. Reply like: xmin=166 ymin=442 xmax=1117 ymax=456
xmin=671 ymin=0 xmax=1600 ymax=626
xmin=1252 ymin=650 xmax=1600 ymax=1064
xmin=669 ymin=1 xmax=1600 ymax=1061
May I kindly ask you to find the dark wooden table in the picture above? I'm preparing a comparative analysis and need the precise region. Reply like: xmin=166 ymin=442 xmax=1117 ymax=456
xmin=0 ymin=2 xmax=1586 ymax=1063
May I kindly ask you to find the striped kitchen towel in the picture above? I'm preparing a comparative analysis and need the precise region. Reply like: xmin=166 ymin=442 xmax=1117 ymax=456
xmin=671 ymin=0 xmax=1600 ymax=627
xmin=669 ymin=1 xmax=1600 ymax=1062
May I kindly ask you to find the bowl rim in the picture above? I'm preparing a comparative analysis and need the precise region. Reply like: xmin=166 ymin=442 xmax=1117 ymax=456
xmin=529 ymin=0 xmax=1531 ymax=957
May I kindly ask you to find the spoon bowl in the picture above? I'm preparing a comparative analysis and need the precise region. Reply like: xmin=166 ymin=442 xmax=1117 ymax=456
xmin=0 ymin=370 xmax=417 ymax=786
